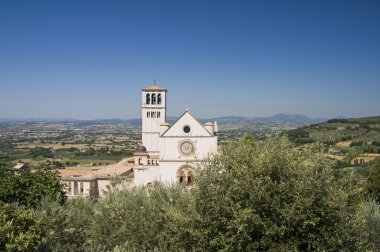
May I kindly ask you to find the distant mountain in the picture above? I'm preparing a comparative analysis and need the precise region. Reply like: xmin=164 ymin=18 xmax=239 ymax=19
xmin=206 ymin=114 xmax=325 ymax=126
xmin=256 ymin=113 xmax=325 ymax=124
xmin=0 ymin=114 xmax=326 ymax=126
xmin=205 ymin=116 xmax=249 ymax=125
xmin=0 ymin=117 xmax=79 ymax=123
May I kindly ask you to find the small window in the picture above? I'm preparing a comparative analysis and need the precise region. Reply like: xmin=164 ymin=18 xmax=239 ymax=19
xmin=80 ymin=182 xmax=84 ymax=195
xmin=157 ymin=94 xmax=162 ymax=104
xmin=146 ymin=93 xmax=151 ymax=104
xmin=183 ymin=126 xmax=191 ymax=133
xmin=67 ymin=182 xmax=72 ymax=194
xmin=152 ymin=94 xmax=157 ymax=104
xmin=147 ymin=111 xmax=150 ymax=118
xmin=74 ymin=182 xmax=78 ymax=195
xmin=157 ymin=111 xmax=160 ymax=118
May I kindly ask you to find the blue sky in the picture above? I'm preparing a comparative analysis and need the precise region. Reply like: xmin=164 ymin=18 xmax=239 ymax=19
xmin=0 ymin=0 xmax=379 ymax=119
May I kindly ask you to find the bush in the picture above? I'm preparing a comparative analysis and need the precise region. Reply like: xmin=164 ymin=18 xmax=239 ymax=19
xmin=0 ymin=168 xmax=66 ymax=208
xmin=354 ymin=200 xmax=380 ymax=251
xmin=30 ymin=147 xmax=54 ymax=158
xmin=367 ymin=158 xmax=380 ymax=203
xmin=37 ymin=197 xmax=94 ymax=251
xmin=86 ymin=184 xmax=197 ymax=251
xmin=194 ymin=136 xmax=365 ymax=251
xmin=2 ymin=136 xmax=378 ymax=251
xmin=0 ymin=203 xmax=43 ymax=251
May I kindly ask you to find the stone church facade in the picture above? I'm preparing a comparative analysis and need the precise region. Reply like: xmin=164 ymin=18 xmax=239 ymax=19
xmin=133 ymin=85 xmax=218 ymax=187
xmin=60 ymin=85 xmax=218 ymax=197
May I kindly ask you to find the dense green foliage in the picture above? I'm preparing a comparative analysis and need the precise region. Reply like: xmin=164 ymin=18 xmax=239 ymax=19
xmin=1 ymin=136 xmax=380 ymax=251
xmin=355 ymin=200 xmax=380 ymax=251
xmin=0 ymin=203 xmax=44 ymax=251
xmin=0 ymin=168 xmax=66 ymax=208
xmin=327 ymin=116 xmax=380 ymax=125
xmin=195 ymin=136 xmax=364 ymax=251
xmin=34 ymin=137 xmax=380 ymax=251
xmin=0 ymin=168 xmax=66 ymax=251
xmin=30 ymin=147 xmax=54 ymax=158
xmin=367 ymin=158 xmax=380 ymax=203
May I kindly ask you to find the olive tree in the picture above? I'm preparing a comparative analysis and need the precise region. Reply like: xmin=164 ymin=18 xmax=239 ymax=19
xmin=0 ymin=203 xmax=43 ymax=251
xmin=0 ymin=168 xmax=66 ymax=208
xmin=367 ymin=157 xmax=380 ymax=203
xmin=194 ymin=136 xmax=365 ymax=251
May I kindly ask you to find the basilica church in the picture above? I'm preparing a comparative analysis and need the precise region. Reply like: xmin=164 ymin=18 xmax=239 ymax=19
xmin=133 ymin=85 xmax=218 ymax=187
xmin=60 ymin=85 xmax=218 ymax=197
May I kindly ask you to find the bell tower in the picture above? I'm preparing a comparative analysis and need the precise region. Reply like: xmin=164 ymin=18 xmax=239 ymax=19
xmin=141 ymin=85 xmax=167 ymax=153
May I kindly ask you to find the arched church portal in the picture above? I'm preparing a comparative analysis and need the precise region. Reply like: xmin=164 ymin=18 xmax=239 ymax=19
xmin=177 ymin=165 xmax=195 ymax=187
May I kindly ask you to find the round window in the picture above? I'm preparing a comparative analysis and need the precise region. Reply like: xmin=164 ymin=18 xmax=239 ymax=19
xmin=179 ymin=140 xmax=195 ymax=155
xmin=183 ymin=126 xmax=191 ymax=133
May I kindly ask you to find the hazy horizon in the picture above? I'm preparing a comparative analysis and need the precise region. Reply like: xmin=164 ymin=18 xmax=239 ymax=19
xmin=1 ymin=0 xmax=379 ymax=120
xmin=0 ymin=112 xmax=375 ymax=122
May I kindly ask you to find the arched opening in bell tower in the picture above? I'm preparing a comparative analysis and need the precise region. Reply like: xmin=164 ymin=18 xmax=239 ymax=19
xmin=152 ymin=94 xmax=157 ymax=104
xmin=146 ymin=93 xmax=151 ymax=104
xmin=157 ymin=94 xmax=162 ymax=104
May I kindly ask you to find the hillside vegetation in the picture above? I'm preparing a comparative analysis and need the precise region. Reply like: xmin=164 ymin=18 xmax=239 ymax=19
xmin=1 ymin=137 xmax=380 ymax=251
xmin=287 ymin=116 xmax=380 ymax=171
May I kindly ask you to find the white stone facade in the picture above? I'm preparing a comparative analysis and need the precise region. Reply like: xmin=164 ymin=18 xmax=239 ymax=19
xmin=60 ymin=85 xmax=218 ymax=197
xmin=133 ymin=85 xmax=218 ymax=187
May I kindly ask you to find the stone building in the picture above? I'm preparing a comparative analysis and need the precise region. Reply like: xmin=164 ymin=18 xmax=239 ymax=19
xmin=133 ymin=85 xmax=218 ymax=186
xmin=60 ymin=85 xmax=218 ymax=197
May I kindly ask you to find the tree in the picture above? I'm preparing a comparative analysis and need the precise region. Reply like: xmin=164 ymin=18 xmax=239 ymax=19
xmin=36 ymin=197 xmax=94 ymax=251
xmin=354 ymin=200 xmax=380 ymax=251
xmin=0 ymin=203 xmax=43 ymax=251
xmin=7 ymin=135 xmax=375 ymax=251
xmin=194 ymin=136 xmax=365 ymax=251
xmin=367 ymin=157 xmax=380 ymax=203
xmin=0 ymin=168 xmax=66 ymax=208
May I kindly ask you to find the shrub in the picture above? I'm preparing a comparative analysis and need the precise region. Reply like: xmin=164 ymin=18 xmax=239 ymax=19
xmin=0 ymin=203 xmax=43 ymax=251
xmin=367 ymin=158 xmax=380 ymax=203
xmin=37 ymin=197 xmax=94 ymax=251
xmin=194 ymin=136 xmax=365 ymax=251
xmin=0 ymin=168 xmax=66 ymax=208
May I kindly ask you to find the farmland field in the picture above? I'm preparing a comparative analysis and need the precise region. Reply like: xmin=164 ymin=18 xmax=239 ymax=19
xmin=0 ymin=119 xmax=298 ymax=169
xmin=286 ymin=116 xmax=380 ymax=181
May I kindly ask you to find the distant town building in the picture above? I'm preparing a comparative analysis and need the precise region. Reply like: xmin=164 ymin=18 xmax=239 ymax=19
xmin=13 ymin=162 xmax=27 ymax=170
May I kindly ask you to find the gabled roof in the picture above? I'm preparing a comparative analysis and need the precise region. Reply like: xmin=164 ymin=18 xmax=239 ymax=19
xmin=59 ymin=157 xmax=134 ymax=180
xmin=161 ymin=110 xmax=213 ymax=137
xmin=142 ymin=85 xmax=167 ymax=92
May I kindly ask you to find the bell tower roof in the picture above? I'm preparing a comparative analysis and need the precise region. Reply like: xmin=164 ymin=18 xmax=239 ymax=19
xmin=142 ymin=85 xmax=167 ymax=92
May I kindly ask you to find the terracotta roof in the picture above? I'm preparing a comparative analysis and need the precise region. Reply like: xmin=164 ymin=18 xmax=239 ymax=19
xmin=81 ymin=157 xmax=133 ymax=179
xmin=59 ymin=157 xmax=134 ymax=180
xmin=58 ymin=168 xmax=96 ymax=179
xmin=142 ymin=85 xmax=167 ymax=91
